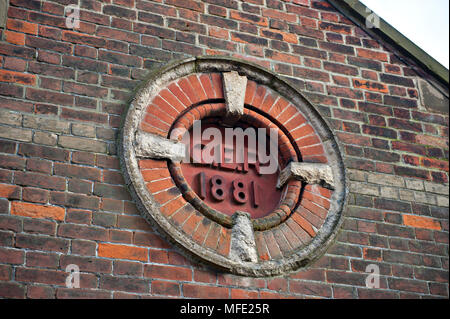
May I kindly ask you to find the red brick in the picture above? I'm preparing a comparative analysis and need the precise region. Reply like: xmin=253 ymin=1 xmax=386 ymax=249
xmin=99 ymin=275 xmax=148 ymax=293
xmin=11 ymin=202 xmax=65 ymax=221
xmin=194 ymin=269 xmax=217 ymax=284
xmin=71 ymin=240 xmax=96 ymax=256
xmin=291 ymin=211 xmax=316 ymax=237
xmin=231 ymin=289 xmax=259 ymax=298
xmin=245 ymin=80 xmax=257 ymax=104
xmin=27 ymin=285 xmax=55 ymax=299
xmin=0 ymin=282 xmax=25 ymax=298
xmin=144 ymin=264 xmax=192 ymax=281
xmin=294 ymin=67 xmax=329 ymax=82
xmin=262 ymin=8 xmax=297 ymax=23
xmin=98 ymin=243 xmax=148 ymax=261
xmin=421 ymin=158 xmax=449 ymax=172
xmin=266 ymin=50 xmax=301 ymax=64
xmin=403 ymin=215 xmax=441 ymax=230
xmin=353 ymin=79 xmax=388 ymax=93
xmin=319 ymin=21 xmax=352 ymax=34
xmin=6 ymin=19 xmax=38 ymax=35
xmin=0 ymin=183 xmax=20 ymax=200
xmin=259 ymin=94 xmax=281 ymax=115
xmin=357 ymin=48 xmax=388 ymax=62
xmin=4 ymin=30 xmax=25 ymax=45
xmin=291 ymin=124 xmax=314 ymax=140
xmin=57 ymin=288 xmax=111 ymax=299
xmin=0 ymin=69 xmax=36 ymax=86
xmin=25 ymin=251 xmax=59 ymax=268
xmin=261 ymin=28 xmax=298 ymax=44
xmin=183 ymin=284 xmax=229 ymax=298
xmin=230 ymin=11 xmax=268 ymax=27
xmin=0 ymin=247 xmax=25 ymax=264
xmin=0 ymin=264 xmax=11 ymax=280
xmin=62 ymin=30 xmax=106 ymax=48
xmin=151 ymin=281 xmax=181 ymax=296
xmin=166 ymin=0 xmax=204 ymax=12
xmin=267 ymin=277 xmax=288 ymax=292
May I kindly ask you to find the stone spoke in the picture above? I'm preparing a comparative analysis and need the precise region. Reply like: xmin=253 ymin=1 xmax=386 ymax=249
xmin=134 ymin=130 xmax=186 ymax=162
xmin=229 ymin=211 xmax=258 ymax=263
xmin=222 ymin=71 xmax=247 ymax=123
xmin=277 ymin=162 xmax=334 ymax=189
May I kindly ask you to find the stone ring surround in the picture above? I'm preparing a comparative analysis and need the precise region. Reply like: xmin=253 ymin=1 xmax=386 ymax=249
xmin=119 ymin=56 xmax=348 ymax=277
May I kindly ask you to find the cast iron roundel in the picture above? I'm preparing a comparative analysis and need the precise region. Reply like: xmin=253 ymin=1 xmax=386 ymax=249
xmin=119 ymin=56 xmax=348 ymax=277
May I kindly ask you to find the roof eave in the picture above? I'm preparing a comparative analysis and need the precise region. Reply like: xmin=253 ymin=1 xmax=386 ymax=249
xmin=327 ymin=0 xmax=449 ymax=88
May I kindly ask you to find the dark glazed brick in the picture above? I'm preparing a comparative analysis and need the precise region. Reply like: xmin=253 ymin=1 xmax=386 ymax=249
xmin=374 ymin=198 xmax=411 ymax=213
xmin=103 ymin=5 xmax=136 ymax=20
xmin=380 ymin=73 xmax=415 ymax=87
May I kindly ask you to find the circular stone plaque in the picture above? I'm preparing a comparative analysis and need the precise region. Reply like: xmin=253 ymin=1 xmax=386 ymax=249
xmin=119 ymin=56 xmax=348 ymax=277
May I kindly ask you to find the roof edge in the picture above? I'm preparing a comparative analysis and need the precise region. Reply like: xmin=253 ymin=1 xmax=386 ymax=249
xmin=327 ymin=0 xmax=449 ymax=87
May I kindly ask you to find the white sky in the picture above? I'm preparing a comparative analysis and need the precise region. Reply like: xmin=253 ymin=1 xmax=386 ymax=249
xmin=360 ymin=0 xmax=449 ymax=68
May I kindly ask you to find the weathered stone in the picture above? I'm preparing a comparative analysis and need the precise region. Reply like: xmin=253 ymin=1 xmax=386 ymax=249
xmin=0 ymin=126 xmax=32 ymax=142
xmin=134 ymin=130 xmax=185 ymax=162
xmin=0 ymin=0 xmax=7 ymax=29
xmin=399 ymin=189 xmax=415 ymax=202
xmin=380 ymin=186 xmax=399 ymax=199
xmin=367 ymin=172 xmax=404 ymax=188
xmin=349 ymin=182 xmax=379 ymax=196
xmin=277 ymin=162 xmax=334 ymax=189
xmin=33 ymin=131 xmax=57 ymax=146
xmin=0 ymin=109 xmax=22 ymax=126
xmin=405 ymin=178 xmax=424 ymax=191
xmin=223 ymin=71 xmax=247 ymax=118
xmin=424 ymin=181 xmax=449 ymax=195
xmin=436 ymin=195 xmax=449 ymax=207
xmin=71 ymin=123 xmax=96 ymax=138
xmin=347 ymin=169 xmax=367 ymax=182
xmin=414 ymin=191 xmax=436 ymax=206
xmin=229 ymin=211 xmax=258 ymax=263
xmin=418 ymin=79 xmax=449 ymax=114
xmin=58 ymin=135 xmax=107 ymax=153
xmin=23 ymin=116 xmax=70 ymax=134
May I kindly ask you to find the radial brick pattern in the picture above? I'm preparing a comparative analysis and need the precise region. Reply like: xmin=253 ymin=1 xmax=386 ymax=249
xmin=137 ymin=72 xmax=334 ymax=261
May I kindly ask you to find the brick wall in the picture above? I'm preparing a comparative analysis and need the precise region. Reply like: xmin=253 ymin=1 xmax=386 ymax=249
xmin=0 ymin=0 xmax=448 ymax=299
